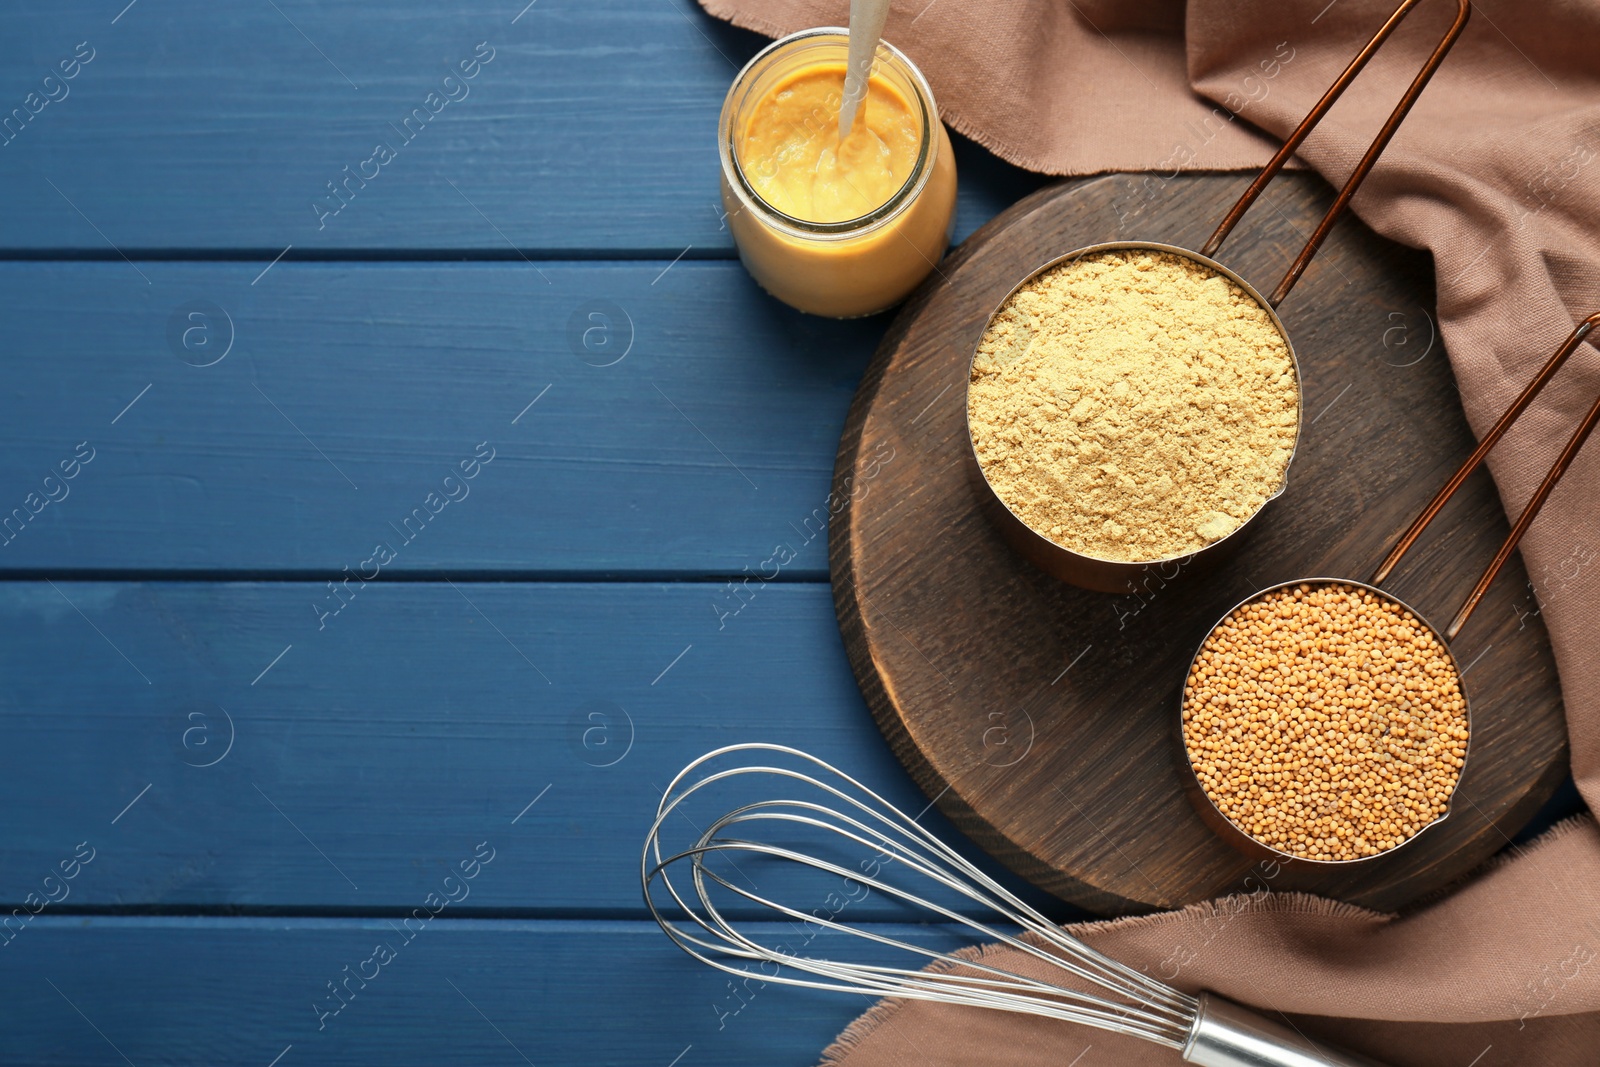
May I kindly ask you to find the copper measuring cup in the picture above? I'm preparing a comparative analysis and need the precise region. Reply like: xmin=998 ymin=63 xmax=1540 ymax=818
xmin=1179 ymin=312 xmax=1600 ymax=867
xmin=965 ymin=0 xmax=1472 ymax=594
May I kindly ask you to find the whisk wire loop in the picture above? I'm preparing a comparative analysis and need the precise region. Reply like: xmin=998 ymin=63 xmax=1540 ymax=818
xmin=650 ymin=747 xmax=1189 ymax=1004
xmin=642 ymin=744 xmax=1197 ymax=1048
xmin=675 ymin=836 xmax=1197 ymax=1042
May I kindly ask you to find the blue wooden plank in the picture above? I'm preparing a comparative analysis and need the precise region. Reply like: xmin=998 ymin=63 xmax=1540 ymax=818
xmin=0 ymin=917 xmax=977 ymax=1067
xmin=0 ymin=261 xmax=895 ymax=576
xmin=0 ymin=580 xmax=1073 ymax=920
xmin=0 ymin=1 xmax=1042 ymax=252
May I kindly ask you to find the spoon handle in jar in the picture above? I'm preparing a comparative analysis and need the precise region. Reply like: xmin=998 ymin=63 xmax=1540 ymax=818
xmin=839 ymin=0 xmax=891 ymax=139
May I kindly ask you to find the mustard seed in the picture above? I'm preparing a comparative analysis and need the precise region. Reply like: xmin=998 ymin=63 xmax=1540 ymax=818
xmin=1182 ymin=581 xmax=1468 ymax=861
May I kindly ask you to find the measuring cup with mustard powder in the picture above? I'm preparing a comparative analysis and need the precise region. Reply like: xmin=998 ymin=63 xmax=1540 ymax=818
xmin=1179 ymin=311 xmax=1600 ymax=868
xmin=965 ymin=0 xmax=1472 ymax=594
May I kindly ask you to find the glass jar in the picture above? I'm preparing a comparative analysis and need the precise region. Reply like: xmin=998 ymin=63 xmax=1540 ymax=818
xmin=718 ymin=29 xmax=958 ymax=319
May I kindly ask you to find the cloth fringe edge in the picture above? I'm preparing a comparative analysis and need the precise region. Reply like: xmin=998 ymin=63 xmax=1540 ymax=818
xmin=1402 ymin=811 xmax=1597 ymax=912
xmin=692 ymin=0 xmax=1283 ymax=178
xmin=815 ymin=817 xmax=1597 ymax=1066
xmin=818 ymin=995 xmax=910 ymax=1067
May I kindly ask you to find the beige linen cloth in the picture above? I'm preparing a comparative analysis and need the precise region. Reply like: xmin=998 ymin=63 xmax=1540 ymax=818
xmin=699 ymin=0 xmax=1600 ymax=1062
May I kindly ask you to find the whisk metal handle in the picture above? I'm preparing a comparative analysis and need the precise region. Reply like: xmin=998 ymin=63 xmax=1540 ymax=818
xmin=1185 ymin=993 xmax=1393 ymax=1067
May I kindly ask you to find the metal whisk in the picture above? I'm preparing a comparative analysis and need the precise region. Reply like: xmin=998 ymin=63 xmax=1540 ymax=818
xmin=643 ymin=744 xmax=1390 ymax=1067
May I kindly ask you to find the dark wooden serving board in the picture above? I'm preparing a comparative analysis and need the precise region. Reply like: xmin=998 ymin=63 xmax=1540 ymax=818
xmin=830 ymin=171 xmax=1569 ymax=916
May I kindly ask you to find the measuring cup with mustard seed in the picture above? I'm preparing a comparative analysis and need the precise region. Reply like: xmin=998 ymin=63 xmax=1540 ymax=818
xmin=965 ymin=0 xmax=1471 ymax=594
xmin=1180 ymin=311 xmax=1600 ymax=867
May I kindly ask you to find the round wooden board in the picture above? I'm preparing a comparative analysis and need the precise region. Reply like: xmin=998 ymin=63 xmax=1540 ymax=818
xmin=830 ymin=172 xmax=1569 ymax=916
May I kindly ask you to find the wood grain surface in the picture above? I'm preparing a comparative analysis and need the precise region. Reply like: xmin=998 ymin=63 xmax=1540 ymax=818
xmin=0 ymin=0 xmax=1042 ymax=254
xmin=0 ymin=580 xmax=1070 ymax=919
xmin=831 ymin=171 xmax=1570 ymax=915
xmin=0 ymin=263 xmax=880 ymax=577
xmin=0 ymin=917 xmax=964 ymax=1066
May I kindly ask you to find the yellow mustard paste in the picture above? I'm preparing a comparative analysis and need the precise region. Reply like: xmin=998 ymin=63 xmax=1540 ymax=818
xmin=738 ymin=64 xmax=921 ymax=224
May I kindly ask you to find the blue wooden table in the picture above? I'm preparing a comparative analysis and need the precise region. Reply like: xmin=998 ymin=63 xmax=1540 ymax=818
xmin=0 ymin=3 xmax=1071 ymax=1064
xmin=0 ymin=4 xmax=1583 ymax=1065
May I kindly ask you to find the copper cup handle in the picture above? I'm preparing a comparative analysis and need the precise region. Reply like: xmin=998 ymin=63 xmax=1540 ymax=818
xmin=1372 ymin=312 xmax=1600 ymax=639
xmin=1200 ymin=0 xmax=1472 ymax=307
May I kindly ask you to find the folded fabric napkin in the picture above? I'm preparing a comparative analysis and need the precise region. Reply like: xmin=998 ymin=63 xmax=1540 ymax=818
xmin=699 ymin=0 xmax=1600 ymax=1062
